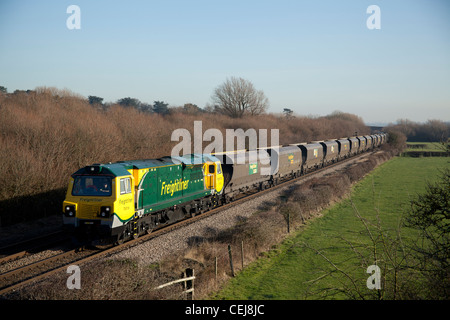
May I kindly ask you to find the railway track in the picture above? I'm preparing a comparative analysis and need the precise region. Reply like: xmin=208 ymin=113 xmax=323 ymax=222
xmin=0 ymin=150 xmax=376 ymax=297
xmin=0 ymin=231 xmax=70 ymax=264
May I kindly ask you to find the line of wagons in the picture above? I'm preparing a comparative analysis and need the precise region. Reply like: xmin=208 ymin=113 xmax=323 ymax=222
xmin=217 ymin=133 xmax=387 ymax=202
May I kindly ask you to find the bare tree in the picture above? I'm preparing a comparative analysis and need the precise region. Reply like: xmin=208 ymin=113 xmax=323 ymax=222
xmin=212 ymin=77 xmax=269 ymax=118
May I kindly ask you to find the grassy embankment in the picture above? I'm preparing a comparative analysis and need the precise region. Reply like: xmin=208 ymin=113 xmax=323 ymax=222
xmin=402 ymin=142 xmax=448 ymax=157
xmin=212 ymin=156 xmax=447 ymax=300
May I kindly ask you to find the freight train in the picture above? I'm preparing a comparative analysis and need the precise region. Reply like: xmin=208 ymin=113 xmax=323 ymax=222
xmin=62 ymin=133 xmax=387 ymax=244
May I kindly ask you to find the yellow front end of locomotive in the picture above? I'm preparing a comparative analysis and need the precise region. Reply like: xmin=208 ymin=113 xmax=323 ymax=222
xmin=62 ymin=174 xmax=136 ymax=228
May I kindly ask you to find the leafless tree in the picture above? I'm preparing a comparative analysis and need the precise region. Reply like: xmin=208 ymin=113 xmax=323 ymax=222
xmin=212 ymin=77 xmax=269 ymax=118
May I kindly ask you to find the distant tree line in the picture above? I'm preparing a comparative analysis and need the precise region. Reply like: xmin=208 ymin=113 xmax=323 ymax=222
xmin=385 ymin=119 xmax=449 ymax=142
xmin=85 ymin=77 xmax=269 ymax=118
xmin=2 ymin=77 xmax=270 ymax=118
xmin=86 ymin=95 xmax=168 ymax=115
xmin=0 ymin=86 xmax=36 ymax=95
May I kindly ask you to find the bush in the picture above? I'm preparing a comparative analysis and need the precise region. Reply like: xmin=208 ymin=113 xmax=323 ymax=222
xmin=405 ymin=168 xmax=450 ymax=299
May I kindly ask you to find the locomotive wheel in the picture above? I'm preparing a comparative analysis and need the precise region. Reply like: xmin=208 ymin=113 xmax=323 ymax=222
xmin=115 ymin=232 xmax=125 ymax=245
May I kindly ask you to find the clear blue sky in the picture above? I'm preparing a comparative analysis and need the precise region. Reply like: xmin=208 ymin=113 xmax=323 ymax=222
xmin=1 ymin=0 xmax=449 ymax=124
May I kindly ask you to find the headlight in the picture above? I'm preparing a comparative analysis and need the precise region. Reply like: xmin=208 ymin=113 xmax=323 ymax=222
xmin=99 ymin=206 xmax=111 ymax=218
xmin=64 ymin=205 xmax=75 ymax=217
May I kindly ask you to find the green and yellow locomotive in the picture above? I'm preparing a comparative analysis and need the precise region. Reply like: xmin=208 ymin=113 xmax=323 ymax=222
xmin=63 ymin=154 xmax=224 ymax=244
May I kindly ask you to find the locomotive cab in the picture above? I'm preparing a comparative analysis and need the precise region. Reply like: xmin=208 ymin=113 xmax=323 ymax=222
xmin=62 ymin=164 xmax=135 ymax=241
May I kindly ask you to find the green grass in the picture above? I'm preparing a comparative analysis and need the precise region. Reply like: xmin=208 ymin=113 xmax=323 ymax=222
xmin=405 ymin=142 xmax=446 ymax=152
xmin=212 ymin=157 xmax=448 ymax=300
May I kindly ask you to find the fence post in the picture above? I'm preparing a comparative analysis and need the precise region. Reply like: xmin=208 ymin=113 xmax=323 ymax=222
xmin=287 ymin=213 xmax=290 ymax=233
xmin=228 ymin=244 xmax=235 ymax=277
xmin=241 ymin=241 xmax=244 ymax=269
xmin=215 ymin=256 xmax=218 ymax=283
xmin=185 ymin=268 xmax=194 ymax=300
xmin=155 ymin=268 xmax=195 ymax=300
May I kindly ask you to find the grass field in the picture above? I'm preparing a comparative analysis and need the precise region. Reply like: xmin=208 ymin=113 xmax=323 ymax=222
xmin=212 ymin=156 xmax=448 ymax=300
xmin=405 ymin=142 xmax=444 ymax=152
xmin=403 ymin=142 xmax=447 ymax=157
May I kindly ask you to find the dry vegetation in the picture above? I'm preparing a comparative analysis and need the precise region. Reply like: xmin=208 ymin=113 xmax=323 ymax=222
xmin=385 ymin=119 xmax=449 ymax=143
xmin=0 ymin=88 xmax=369 ymax=226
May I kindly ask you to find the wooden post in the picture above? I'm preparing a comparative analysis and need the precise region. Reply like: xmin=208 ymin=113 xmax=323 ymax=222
xmin=185 ymin=268 xmax=194 ymax=300
xmin=228 ymin=244 xmax=235 ymax=277
xmin=287 ymin=213 xmax=290 ymax=233
xmin=215 ymin=256 xmax=218 ymax=283
xmin=241 ymin=241 xmax=244 ymax=269
xmin=155 ymin=268 xmax=195 ymax=300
